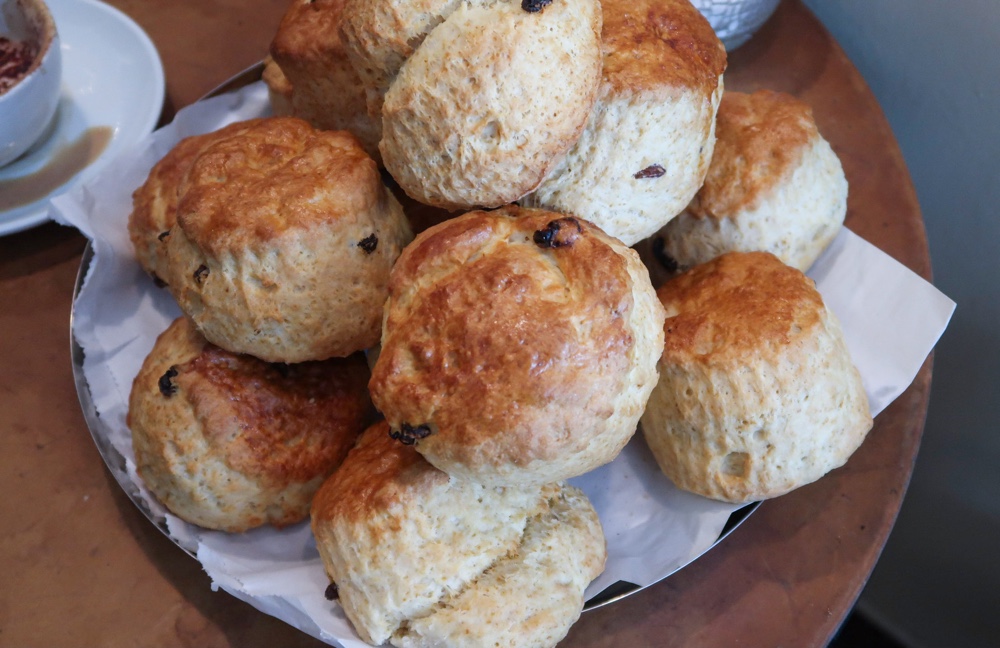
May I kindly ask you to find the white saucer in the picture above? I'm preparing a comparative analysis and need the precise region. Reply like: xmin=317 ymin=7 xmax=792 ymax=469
xmin=0 ymin=0 xmax=164 ymax=235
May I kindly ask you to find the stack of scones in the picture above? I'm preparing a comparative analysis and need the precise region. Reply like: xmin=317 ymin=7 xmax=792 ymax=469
xmin=126 ymin=0 xmax=873 ymax=645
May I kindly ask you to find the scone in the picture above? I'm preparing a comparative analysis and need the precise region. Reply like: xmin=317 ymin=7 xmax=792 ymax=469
xmin=163 ymin=116 xmax=413 ymax=363
xmin=369 ymin=205 xmax=666 ymax=486
xmin=340 ymin=0 xmax=603 ymax=210
xmin=311 ymin=422 xmax=606 ymax=648
xmin=127 ymin=316 xmax=373 ymax=532
xmin=522 ymin=0 xmax=727 ymax=246
xmin=654 ymin=90 xmax=848 ymax=272
xmin=265 ymin=0 xmax=381 ymax=160
xmin=640 ymin=251 xmax=872 ymax=503
xmin=128 ymin=121 xmax=256 ymax=284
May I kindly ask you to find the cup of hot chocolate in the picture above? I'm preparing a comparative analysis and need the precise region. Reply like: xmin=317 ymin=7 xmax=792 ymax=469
xmin=0 ymin=0 xmax=61 ymax=167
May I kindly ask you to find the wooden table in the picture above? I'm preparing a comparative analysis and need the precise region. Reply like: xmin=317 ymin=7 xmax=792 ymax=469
xmin=0 ymin=1 xmax=930 ymax=646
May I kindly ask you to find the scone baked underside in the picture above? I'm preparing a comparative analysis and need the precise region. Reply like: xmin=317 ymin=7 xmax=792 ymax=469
xmin=370 ymin=208 xmax=665 ymax=485
xmin=523 ymin=77 xmax=724 ymax=246
xmin=392 ymin=484 xmax=605 ymax=648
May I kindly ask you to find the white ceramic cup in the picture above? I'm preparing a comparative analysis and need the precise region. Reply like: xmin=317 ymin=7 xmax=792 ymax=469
xmin=0 ymin=0 xmax=62 ymax=168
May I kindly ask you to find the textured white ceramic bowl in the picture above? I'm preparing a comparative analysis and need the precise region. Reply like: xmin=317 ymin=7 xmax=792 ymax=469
xmin=691 ymin=0 xmax=781 ymax=50
xmin=0 ymin=0 xmax=61 ymax=167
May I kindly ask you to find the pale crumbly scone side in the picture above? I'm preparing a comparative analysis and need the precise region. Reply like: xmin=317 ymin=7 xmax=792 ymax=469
xmin=523 ymin=0 xmax=727 ymax=246
xmin=640 ymin=251 xmax=872 ymax=503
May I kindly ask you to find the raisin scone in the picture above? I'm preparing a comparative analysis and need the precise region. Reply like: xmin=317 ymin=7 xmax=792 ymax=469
xmin=265 ymin=0 xmax=381 ymax=160
xmin=369 ymin=205 xmax=665 ymax=486
xmin=128 ymin=120 xmax=257 ymax=285
xmin=311 ymin=422 xmax=606 ymax=648
xmin=128 ymin=316 xmax=373 ymax=532
xmin=163 ymin=116 xmax=413 ymax=362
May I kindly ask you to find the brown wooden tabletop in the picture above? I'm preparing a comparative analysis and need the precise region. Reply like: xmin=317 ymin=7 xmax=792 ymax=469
xmin=0 ymin=1 xmax=930 ymax=646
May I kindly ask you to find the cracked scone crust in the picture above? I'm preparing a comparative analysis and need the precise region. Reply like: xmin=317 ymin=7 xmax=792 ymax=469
xmin=127 ymin=316 xmax=373 ymax=532
xmin=310 ymin=422 xmax=606 ymax=648
xmin=523 ymin=0 xmax=727 ymax=246
xmin=128 ymin=120 xmax=256 ymax=285
xmin=340 ymin=0 xmax=603 ymax=210
xmin=657 ymin=90 xmax=848 ymax=272
xmin=163 ymin=117 xmax=413 ymax=362
xmin=639 ymin=252 xmax=872 ymax=503
xmin=369 ymin=205 xmax=666 ymax=486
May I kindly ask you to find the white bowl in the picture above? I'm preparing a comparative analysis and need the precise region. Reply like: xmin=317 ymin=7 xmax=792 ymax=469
xmin=691 ymin=0 xmax=782 ymax=51
xmin=0 ymin=0 xmax=62 ymax=167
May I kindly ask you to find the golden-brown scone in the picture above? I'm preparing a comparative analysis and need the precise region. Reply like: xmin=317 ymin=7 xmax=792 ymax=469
xmin=369 ymin=205 xmax=666 ymax=486
xmin=655 ymin=90 xmax=848 ymax=272
xmin=311 ymin=422 xmax=606 ymax=648
xmin=523 ymin=0 xmax=727 ymax=246
xmin=640 ymin=251 xmax=872 ymax=503
xmin=127 ymin=316 xmax=373 ymax=533
xmin=128 ymin=121 xmax=256 ymax=284
xmin=266 ymin=0 xmax=381 ymax=160
xmin=340 ymin=0 xmax=603 ymax=210
xmin=262 ymin=54 xmax=294 ymax=117
xmin=163 ymin=117 xmax=413 ymax=363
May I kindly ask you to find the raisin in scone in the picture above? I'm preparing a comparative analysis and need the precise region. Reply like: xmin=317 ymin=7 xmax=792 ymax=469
xmin=163 ymin=117 xmax=412 ymax=362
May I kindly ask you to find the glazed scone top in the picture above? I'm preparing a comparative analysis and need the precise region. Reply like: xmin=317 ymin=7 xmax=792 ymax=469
xmin=370 ymin=205 xmax=662 ymax=483
xmin=375 ymin=207 xmax=634 ymax=448
xmin=690 ymin=90 xmax=822 ymax=218
xmin=601 ymin=0 xmax=726 ymax=98
xmin=658 ymin=250 xmax=824 ymax=363
xmin=312 ymin=419 xmax=455 ymax=527
xmin=174 ymin=117 xmax=382 ymax=255
xmin=128 ymin=121 xmax=256 ymax=280
xmin=163 ymin=333 xmax=373 ymax=485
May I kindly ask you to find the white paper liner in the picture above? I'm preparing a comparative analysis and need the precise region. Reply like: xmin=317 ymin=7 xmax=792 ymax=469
xmin=50 ymin=80 xmax=955 ymax=647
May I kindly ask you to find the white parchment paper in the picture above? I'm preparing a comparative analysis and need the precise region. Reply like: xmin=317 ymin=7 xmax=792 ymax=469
xmin=50 ymin=80 xmax=956 ymax=648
